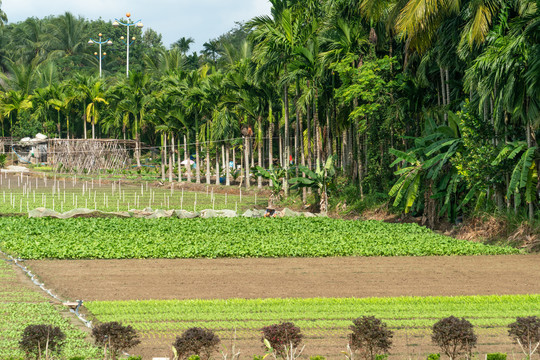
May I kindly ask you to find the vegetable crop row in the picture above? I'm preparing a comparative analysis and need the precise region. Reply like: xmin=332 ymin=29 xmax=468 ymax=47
xmin=86 ymin=294 xmax=540 ymax=335
xmin=0 ymin=217 xmax=520 ymax=259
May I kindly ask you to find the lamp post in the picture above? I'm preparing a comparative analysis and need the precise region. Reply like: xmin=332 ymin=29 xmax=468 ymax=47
xmin=113 ymin=13 xmax=143 ymax=77
xmin=88 ymin=33 xmax=113 ymax=77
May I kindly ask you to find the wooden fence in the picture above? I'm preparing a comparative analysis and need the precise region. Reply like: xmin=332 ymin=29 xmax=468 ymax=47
xmin=48 ymin=139 xmax=135 ymax=174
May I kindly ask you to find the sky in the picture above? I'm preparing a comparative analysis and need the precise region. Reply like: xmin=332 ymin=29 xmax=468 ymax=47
xmin=2 ymin=0 xmax=272 ymax=52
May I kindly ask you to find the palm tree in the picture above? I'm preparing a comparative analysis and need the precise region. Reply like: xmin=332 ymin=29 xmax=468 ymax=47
xmin=172 ymin=36 xmax=195 ymax=55
xmin=202 ymin=40 xmax=221 ymax=67
xmin=250 ymin=0 xmax=305 ymax=195
xmin=116 ymin=71 xmax=153 ymax=166
xmin=0 ymin=90 xmax=32 ymax=136
xmin=85 ymin=80 xmax=108 ymax=139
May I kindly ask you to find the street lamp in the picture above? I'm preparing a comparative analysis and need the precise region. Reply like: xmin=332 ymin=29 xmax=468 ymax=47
xmin=113 ymin=13 xmax=143 ymax=77
xmin=88 ymin=33 xmax=113 ymax=77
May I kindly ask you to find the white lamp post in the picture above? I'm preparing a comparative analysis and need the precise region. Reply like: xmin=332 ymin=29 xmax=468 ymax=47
xmin=113 ymin=13 xmax=143 ymax=77
xmin=88 ymin=33 xmax=112 ymax=77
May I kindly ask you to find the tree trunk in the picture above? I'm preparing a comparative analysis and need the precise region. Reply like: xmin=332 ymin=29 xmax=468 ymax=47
xmin=171 ymin=133 xmax=176 ymax=168
xmin=161 ymin=133 xmax=166 ymax=181
xmin=135 ymin=115 xmax=141 ymax=167
xmin=195 ymin=127 xmax=201 ymax=183
xmin=342 ymin=130 xmax=347 ymax=171
xmin=307 ymin=80 xmax=312 ymax=171
xmin=225 ymin=144 xmax=230 ymax=186
xmin=299 ymin=102 xmax=306 ymax=204
xmin=215 ymin=147 xmax=220 ymax=185
xmin=445 ymin=68 xmax=451 ymax=106
xmin=168 ymin=134 xmax=173 ymax=183
xmin=83 ymin=102 xmax=87 ymax=139
xmin=184 ymin=134 xmax=191 ymax=182
xmin=178 ymin=137 xmax=182 ymax=183
xmin=279 ymin=130 xmax=283 ymax=168
xmin=91 ymin=117 xmax=95 ymax=140
xmin=206 ymin=141 xmax=211 ymax=184
xmin=258 ymin=116 xmax=263 ymax=189
xmin=283 ymin=83 xmax=290 ymax=196
xmin=526 ymin=116 xmax=534 ymax=222
xmin=244 ymin=135 xmax=250 ymax=189
xmin=268 ymin=120 xmax=274 ymax=188
xmin=355 ymin=121 xmax=364 ymax=199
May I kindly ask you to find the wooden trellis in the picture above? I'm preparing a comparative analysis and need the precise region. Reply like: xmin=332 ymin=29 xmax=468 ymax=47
xmin=48 ymin=139 xmax=135 ymax=174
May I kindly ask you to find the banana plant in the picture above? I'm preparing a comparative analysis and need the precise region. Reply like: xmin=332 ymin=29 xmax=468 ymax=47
xmin=253 ymin=166 xmax=287 ymax=206
xmin=491 ymin=141 xmax=537 ymax=208
xmin=290 ymin=156 xmax=336 ymax=213
xmin=389 ymin=113 xmax=465 ymax=225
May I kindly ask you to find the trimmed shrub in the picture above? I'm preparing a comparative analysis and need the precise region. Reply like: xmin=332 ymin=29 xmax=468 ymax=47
xmin=19 ymin=324 xmax=65 ymax=358
xmin=486 ymin=353 xmax=506 ymax=360
xmin=348 ymin=316 xmax=393 ymax=360
xmin=92 ymin=321 xmax=140 ymax=360
xmin=508 ymin=316 xmax=540 ymax=358
xmin=426 ymin=354 xmax=440 ymax=360
xmin=173 ymin=327 xmax=220 ymax=360
xmin=261 ymin=322 xmax=303 ymax=359
xmin=431 ymin=316 xmax=477 ymax=360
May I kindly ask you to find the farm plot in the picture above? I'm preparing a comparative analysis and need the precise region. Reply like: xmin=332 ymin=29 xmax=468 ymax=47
xmin=0 ymin=217 xmax=520 ymax=260
xmin=85 ymin=295 xmax=540 ymax=359
xmin=0 ymin=172 xmax=265 ymax=214
xmin=0 ymin=257 xmax=100 ymax=359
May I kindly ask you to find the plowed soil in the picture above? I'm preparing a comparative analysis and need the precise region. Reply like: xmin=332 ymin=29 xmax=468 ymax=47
xmin=27 ymin=255 xmax=540 ymax=301
xmin=25 ymin=255 xmax=540 ymax=359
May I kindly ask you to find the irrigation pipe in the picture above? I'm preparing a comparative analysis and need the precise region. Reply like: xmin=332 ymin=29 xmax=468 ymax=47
xmin=0 ymin=249 xmax=92 ymax=328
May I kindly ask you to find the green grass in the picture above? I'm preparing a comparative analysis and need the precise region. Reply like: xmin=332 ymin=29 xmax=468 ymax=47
xmin=0 ymin=259 xmax=100 ymax=359
xmin=0 ymin=217 xmax=520 ymax=259
xmin=85 ymin=294 xmax=540 ymax=336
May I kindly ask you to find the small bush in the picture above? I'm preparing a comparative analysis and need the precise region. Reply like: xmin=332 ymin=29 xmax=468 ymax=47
xmin=92 ymin=321 xmax=141 ymax=360
xmin=374 ymin=355 xmax=388 ymax=360
xmin=348 ymin=316 xmax=393 ymax=360
xmin=261 ymin=322 xmax=303 ymax=359
xmin=486 ymin=353 xmax=506 ymax=360
xmin=19 ymin=324 xmax=65 ymax=359
xmin=172 ymin=327 xmax=220 ymax=360
xmin=426 ymin=353 xmax=440 ymax=360
xmin=431 ymin=316 xmax=477 ymax=360
xmin=508 ymin=316 xmax=540 ymax=358
xmin=310 ymin=356 xmax=326 ymax=360
xmin=0 ymin=154 xmax=6 ymax=168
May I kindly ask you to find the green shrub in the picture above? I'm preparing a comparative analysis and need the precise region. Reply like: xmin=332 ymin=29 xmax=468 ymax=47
xmin=374 ymin=355 xmax=388 ymax=360
xmin=426 ymin=353 xmax=440 ymax=360
xmin=0 ymin=153 xmax=6 ymax=168
xmin=310 ymin=356 xmax=326 ymax=360
xmin=486 ymin=353 xmax=507 ymax=360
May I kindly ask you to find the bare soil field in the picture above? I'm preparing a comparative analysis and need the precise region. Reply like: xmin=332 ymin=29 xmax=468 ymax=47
xmin=27 ymin=255 xmax=540 ymax=301
xmin=25 ymin=255 xmax=540 ymax=359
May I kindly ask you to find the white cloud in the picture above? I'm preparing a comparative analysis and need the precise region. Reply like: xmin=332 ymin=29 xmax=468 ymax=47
xmin=2 ymin=0 xmax=272 ymax=51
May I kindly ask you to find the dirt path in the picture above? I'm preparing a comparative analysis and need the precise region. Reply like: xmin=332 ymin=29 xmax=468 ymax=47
xmin=26 ymin=255 xmax=540 ymax=301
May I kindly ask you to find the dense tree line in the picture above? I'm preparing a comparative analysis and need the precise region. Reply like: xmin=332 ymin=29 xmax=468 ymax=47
xmin=0 ymin=0 xmax=538 ymax=224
